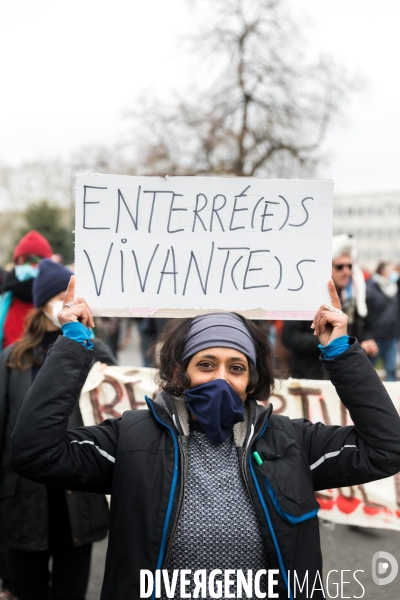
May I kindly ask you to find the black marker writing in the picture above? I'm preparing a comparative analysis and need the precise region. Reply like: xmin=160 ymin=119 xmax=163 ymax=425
xmin=289 ymin=197 xmax=313 ymax=227
xmin=278 ymin=195 xmax=290 ymax=230
xmin=83 ymin=185 xmax=109 ymax=230
xmin=167 ymin=194 xmax=186 ymax=234
xmin=192 ymin=194 xmax=208 ymax=232
xmin=231 ymin=256 xmax=243 ymax=290
xmin=230 ymin=186 xmax=250 ymax=231
xmin=274 ymin=256 xmax=282 ymax=289
xmin=243 ymin=250 xmax=270 ymax=290
xmin=183 ymin=242 xmax=215 ymax=295
xmin=132 ymin=245 xmax=159 ymax=293
xmin=144 ymin=190 xmax=174 ymax=233
xmin=288 ymin=259 xmax=316 ymax=291
xmin=83 ymin=243 xmax=114 ymax=296
xmin=218 ymin=247 xmax=250 ymax=293
xmin=157 ymin=246 xmax=177 ymax=294
xmin=251 ymin=197 xmax=264 ymax=229
xmin=120 ymin=250 xmax=124 ymax=292
xmin=210 ymin=195 xmax=226 ymax=232
xmin=115 ymin=187 xmax=141 ymax=233
xmin=220 ymin=251 xmax=231 ymax=293
xmin=261 ymin=201 xmax=279 ymax=232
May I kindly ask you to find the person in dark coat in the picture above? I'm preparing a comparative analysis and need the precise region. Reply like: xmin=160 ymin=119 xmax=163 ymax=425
xmin=282 ymin=234 xmax=377 ymax=379
xmin=367 ymin=261 xmax=400 ymax=381
xmin=138 ymin=317 xmax=170 ymax=366
xmin=0 ymin=260 xmax=115 ymax=600
xmin=8 ymin=278 xmax=400 ymax=600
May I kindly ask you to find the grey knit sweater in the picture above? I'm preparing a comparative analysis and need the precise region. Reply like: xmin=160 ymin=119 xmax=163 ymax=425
xmin=163 ymin=423 xmax=268 ymax=599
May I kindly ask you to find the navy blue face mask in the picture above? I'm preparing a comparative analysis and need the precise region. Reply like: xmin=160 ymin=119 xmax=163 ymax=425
xmin=184 ymin=379 xmax=245 ymax=445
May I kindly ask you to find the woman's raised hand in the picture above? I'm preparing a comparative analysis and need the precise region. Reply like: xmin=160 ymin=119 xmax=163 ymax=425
xmin=57 ymin=276 xmax=95 ymax=329
xmin=311 ymin=279 xmax=348 ymax=347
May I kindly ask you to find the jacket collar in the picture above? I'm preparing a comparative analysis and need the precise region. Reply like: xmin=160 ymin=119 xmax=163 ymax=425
xmin=150 ymin=391 xmax=271 ymax=449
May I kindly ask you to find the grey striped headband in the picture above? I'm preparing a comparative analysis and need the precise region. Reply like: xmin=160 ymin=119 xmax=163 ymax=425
xmin=180 ymin=312 xmax=257 ymax=365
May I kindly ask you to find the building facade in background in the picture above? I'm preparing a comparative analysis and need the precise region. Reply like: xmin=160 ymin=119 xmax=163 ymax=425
xmin=333 ymin=191 xmax=400 ymax=270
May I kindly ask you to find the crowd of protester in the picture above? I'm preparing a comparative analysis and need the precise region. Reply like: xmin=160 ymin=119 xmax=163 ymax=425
xmin=0 ymin=230 xmax=399 ymax=599
xmin=280 ymin=234 xmax=400 ymax=381
xmin=0 ymin=233 xmax=116 ymax=600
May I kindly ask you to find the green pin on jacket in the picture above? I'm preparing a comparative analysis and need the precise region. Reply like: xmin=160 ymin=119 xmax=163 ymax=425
xmin=253 ymin=451 xmax=263 ymax=466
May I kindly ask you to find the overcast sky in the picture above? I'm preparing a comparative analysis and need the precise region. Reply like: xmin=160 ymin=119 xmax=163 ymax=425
xmin=0 ymin=0 xmax=399 ymax=195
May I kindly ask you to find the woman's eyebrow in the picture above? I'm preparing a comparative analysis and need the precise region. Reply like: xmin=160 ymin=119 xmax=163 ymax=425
xmin=199 ymin=354 xmax=247 ymax=362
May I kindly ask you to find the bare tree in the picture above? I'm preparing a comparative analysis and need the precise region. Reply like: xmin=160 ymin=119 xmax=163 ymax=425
xmin=125 ymin=0 xmax=358 ymax=177
xmin=70 ymin=144 xmax=138 ymax=177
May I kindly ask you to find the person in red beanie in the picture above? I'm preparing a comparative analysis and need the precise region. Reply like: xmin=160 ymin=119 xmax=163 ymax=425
xmin=0 ymin=231 xmax=52 ymax=351
xmin=0 ymin=259 xmax=114 ymax=600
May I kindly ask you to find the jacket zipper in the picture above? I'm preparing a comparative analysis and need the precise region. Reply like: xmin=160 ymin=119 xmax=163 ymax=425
xmin=246 ymin=411 xmax=294 ymax=600
xmin=145 ymin=397 xmax=180 ymax=600
xmin=147 ymin=398 xmax=284 ymax=597
xmin=240 ymin=407 xmax=271 ymax=503
xmin=240 ymin=448 xmax=254 ymax=504
xmin=162 ymin=436 xmax=187 ymax=568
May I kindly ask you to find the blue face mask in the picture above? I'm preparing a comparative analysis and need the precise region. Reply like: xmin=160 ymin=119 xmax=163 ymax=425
xmin=15 ymin=264 xmax=39 ymax=282
xmin=389 ymin=271 xmax=399 ymax=283
xmin=184 ymin=379 xmax=245 ymax=445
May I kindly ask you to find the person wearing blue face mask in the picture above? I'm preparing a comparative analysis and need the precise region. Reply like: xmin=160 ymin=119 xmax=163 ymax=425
xmin=0 ymin=261 xmax=115 ymax=600
xmin=0 ymin=230 xmax=53 ymax=351
xmin=367 ymin=261 xmax=400 ymax=381
xmin=9 ymin=278 xmax=400 ymax=600
xmin=0 ymin=232 xmax=54 ymax=599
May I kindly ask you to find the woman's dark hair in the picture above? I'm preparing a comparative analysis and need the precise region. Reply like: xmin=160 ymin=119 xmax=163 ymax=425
xmin=154 ymin=314 xmax=277 ymax=401
xmin=7 ymin=308 xmax=49 ymax=370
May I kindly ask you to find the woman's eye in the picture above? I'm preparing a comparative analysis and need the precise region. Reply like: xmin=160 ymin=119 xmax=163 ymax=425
xmin=198 ymin=362 xmax=213 ymax=368
xmin=230 ymin=365 xmax=246 ymax=373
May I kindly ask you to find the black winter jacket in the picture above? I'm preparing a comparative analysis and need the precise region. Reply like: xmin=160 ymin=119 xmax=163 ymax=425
xmin=10 ymin=336 xmax=400 ymax=599
xmin=282 ymin=310 xmax=374 ymax=380
xmin=366 ymin=278 xmax=400 ymax=339
xmin=0 ymin=338 xmax=115 ymax=551
xmin=281 ymin=321 xmax=325 ymax=379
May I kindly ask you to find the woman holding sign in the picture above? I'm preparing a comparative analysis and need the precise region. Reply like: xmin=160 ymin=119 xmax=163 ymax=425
xmin=10 ymin=278 xmax=400 ymax=600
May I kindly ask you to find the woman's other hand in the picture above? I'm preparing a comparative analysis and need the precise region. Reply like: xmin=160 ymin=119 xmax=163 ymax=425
xmin=311 ymin=279 xmax=348 ymax=346
xmin=57 ymin=276 xmax=95 ymax=329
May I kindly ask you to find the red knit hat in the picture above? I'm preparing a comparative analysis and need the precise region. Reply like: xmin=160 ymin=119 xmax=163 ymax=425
xmin=13 ymin=230 xmax=53 ymax=262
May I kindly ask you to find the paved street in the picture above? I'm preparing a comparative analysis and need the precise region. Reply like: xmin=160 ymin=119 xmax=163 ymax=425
xmin=86 ymin=324 xmax=400 ymax=599
xmin=117 ymin=320 xmax=144 ymax=369
xmin=87 ymin=524 xmax=400 ymax=599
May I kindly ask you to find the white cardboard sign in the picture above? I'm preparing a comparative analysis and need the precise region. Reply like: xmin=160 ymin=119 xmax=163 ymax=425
xmin=75 ymin=174 xmax=333 ymax=318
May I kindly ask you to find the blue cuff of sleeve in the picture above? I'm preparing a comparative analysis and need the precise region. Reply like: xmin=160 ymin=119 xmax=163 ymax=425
xmin=61 ymin=322 xmax=94 ymax=350
xmin=318 ymin=335 xmax=350 ymax=360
